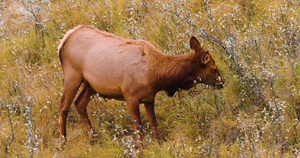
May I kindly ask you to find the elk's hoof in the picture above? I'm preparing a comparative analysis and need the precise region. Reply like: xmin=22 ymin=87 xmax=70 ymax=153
xmin=89 ymin=133 xmax=98 ymax=145
xmin=59 ymin=139 xmax=66 ymax=150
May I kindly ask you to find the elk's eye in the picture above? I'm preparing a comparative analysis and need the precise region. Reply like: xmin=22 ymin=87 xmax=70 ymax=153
xmin=212 ymin=68 xmax=217 ymax=73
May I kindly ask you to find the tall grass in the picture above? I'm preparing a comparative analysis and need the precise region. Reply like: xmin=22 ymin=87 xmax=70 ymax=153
xmin=0 ymin=0 xmax=299 ymax=157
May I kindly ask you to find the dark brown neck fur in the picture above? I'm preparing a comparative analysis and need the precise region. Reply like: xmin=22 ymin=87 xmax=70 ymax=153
xmin=147 ymin=51 xmax=201 ymax=96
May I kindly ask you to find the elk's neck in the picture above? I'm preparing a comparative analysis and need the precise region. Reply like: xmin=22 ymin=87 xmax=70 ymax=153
xmin=149 ymin=52 xmax=200 ymax=96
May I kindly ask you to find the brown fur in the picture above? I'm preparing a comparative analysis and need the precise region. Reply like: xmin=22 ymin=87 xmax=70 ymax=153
xmin=57 ymin=25 xmax=224 ymax=149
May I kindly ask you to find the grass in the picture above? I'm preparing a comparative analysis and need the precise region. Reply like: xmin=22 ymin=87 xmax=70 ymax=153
xmin=0 ymin=0 xmax=300 ymax=157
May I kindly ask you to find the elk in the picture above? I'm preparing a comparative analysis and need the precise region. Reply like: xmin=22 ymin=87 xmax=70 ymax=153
xmin=58 ymin=25 xmax=224 ymax=149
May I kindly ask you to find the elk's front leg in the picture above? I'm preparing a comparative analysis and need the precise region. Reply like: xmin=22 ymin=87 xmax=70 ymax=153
xmin=145 ymin=102 xmax=159 ymax=141
xmin=126 ymin=97 xmax=143 ymax=149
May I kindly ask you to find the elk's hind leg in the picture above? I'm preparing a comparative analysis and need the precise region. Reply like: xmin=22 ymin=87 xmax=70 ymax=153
xmin=74 ymin=80 xmax=97 ymax=142
xmin=59 ymin=73 xmax=83 ymax=149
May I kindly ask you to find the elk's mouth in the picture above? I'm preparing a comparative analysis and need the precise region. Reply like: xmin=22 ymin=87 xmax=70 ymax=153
xmin=215 ymin=83 xmax=224 ymax=89
xmin=181 ymin=80 xmax=197 ymax=90
xmin=199 ymin=77 xmax=224 ymax=89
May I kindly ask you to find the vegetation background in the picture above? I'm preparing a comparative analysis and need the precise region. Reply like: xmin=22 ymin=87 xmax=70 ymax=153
xmin=0 ymin=0 xmax=299 ymax=157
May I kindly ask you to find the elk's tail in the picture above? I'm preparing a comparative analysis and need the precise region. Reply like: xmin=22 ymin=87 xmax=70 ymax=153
xmin=57 ymin=25 xmax=85 ymax=64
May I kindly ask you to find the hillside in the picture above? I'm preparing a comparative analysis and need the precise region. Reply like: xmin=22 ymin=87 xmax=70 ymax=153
xmin=0 ymin=0 xmax=299 ymax=157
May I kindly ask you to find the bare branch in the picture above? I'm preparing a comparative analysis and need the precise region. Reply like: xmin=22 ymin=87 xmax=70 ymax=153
xmin=5 ymin=104 xmax=14 ymax=153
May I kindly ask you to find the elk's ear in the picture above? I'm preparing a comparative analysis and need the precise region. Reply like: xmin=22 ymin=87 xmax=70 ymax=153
xmin=202 ymin=52 xmax=210 ymax=65
xmin=190 ymin=36 xmax=202 ymax=53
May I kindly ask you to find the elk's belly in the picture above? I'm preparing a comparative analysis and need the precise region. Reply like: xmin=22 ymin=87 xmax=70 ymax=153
xmin=90 ymin=82 xmax=125 ymax=100
xmin=83 ymin=71 xmax=125 ymax=100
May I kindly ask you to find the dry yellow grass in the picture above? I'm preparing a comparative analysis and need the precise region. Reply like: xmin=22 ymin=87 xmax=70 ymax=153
xmin=0 ymin=0 xmax=300 ymax=157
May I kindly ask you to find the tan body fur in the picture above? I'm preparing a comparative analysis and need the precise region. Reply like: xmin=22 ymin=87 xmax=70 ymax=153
xmin=58 ymin=25 xmax=224 ymax=149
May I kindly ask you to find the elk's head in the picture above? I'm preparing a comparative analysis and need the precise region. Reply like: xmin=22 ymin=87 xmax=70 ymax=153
xmin=190 ymin=36 xmax=224 ymax=89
